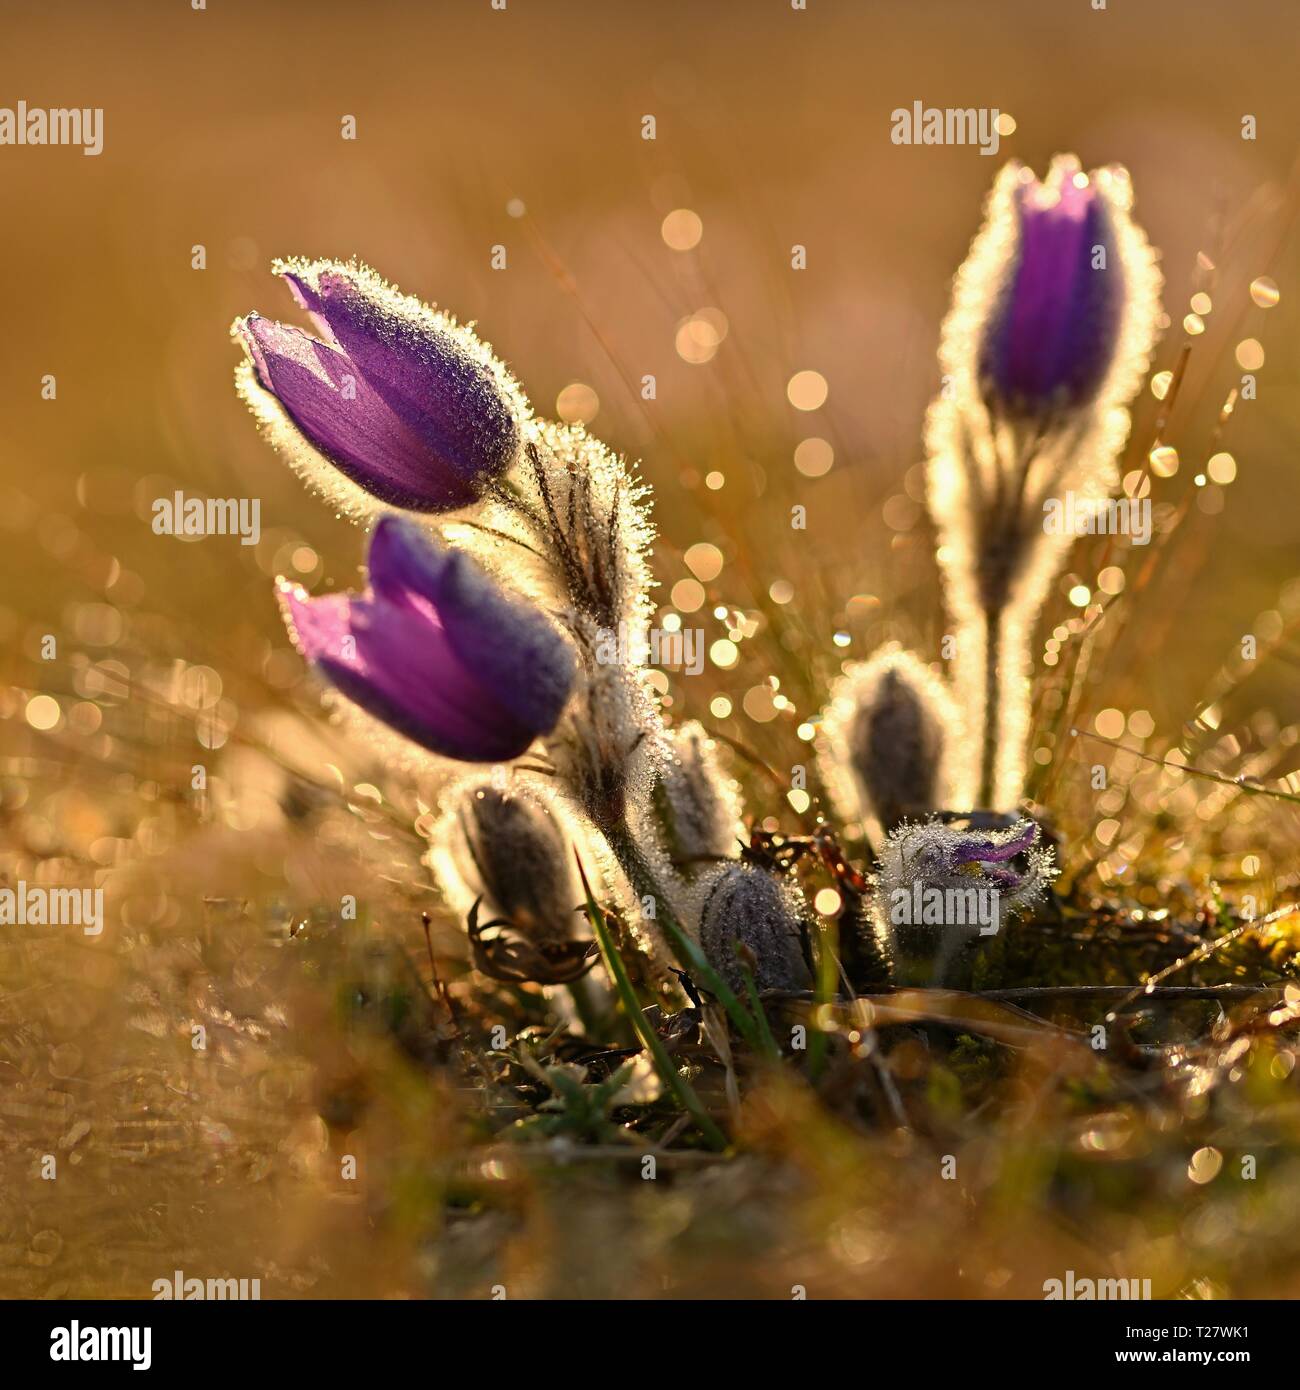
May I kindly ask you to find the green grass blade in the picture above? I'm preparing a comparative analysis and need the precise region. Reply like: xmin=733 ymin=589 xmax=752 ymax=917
xmin=737 ymin=961 xmax=781 ymax=1062
xmin=601 ymin=822 xmax=768 ymax=1053
xmin=575 ymin=854 xmax=728 ymax=1153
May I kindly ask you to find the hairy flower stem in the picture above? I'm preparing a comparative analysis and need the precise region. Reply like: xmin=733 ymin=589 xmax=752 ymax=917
xmin=600 ymin=819 xmax=768 ymax=1054
xmin=980 ymin=607 xmax=1000 ymax=809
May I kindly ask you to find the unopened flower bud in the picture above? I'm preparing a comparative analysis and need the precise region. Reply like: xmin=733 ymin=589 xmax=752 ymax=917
xmin=819 ymin=645 xmax=958 ymax=840
xmin=235 ymin=258 xmax=523 ymax=512
xmin=699 ymin=864 xmax=813 ymax=994
xmin=431 ymin=781 xmax=595 ymax=984
xmin=648 ymin=722 xmax=745 ymax=879
xmin=455 ymin=784 xmax=579 ymax=940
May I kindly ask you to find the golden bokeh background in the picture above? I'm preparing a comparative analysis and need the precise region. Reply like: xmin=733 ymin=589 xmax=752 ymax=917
xmin=1 ymin=0 xmax=1299 ymax=1301
xmin=2 ymin=0 xmax=1296 ymax=717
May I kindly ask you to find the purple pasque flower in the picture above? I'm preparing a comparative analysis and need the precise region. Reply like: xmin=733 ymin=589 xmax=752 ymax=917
xmin=873 ymin=816 xmax=1057 ymax=984
xmin=947 ymin=819 xmax=1036 ymax=874
xmin=977 ymin=157 xmax=1126 ymax=415
xmin=279 ymin=516 xmax=574 ymax=762
xmin=890 ymin=817 xmax=1047 ymax=897
xmin=235 ymin=259 xmax=521 ymax=511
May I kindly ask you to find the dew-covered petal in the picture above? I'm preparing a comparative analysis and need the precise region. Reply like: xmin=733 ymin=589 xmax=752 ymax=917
xmin=947 ymin=820 xmax=1037 ymax=869
xmin=279 ymin=264 xmax=520 ymax=492
xmin=278 ymin=581 xmax=548 ymax=762
xmin=365 ymin=517 xmax=575 ymax=737
xmin=238 ymin=314 xmax=483 ymax=510
xmin=979 ymin=169 xmax=1126 ymax=411
xmin=276 ymin=519 xmax=575 ymax=763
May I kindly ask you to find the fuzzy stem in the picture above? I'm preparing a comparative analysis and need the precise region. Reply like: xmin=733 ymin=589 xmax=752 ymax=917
xmin=600 ymin=819 xmax=769 ymax=1054
xmin=979 ymin=606 xmax=1001 ymax=809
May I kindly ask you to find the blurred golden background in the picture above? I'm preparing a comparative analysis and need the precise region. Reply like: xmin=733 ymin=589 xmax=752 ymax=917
xmin=2 ymin=0 xmax=1299 ymax=1300
xmin=1 ymin=0 xmax=1297 ymax=721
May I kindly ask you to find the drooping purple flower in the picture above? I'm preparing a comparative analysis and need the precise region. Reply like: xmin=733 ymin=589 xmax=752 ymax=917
xmin=234 ymin=259 xmax=521 ymax=511
xmin=977 ymin=160 xmax=1126 ymax=415
xmin=279 ymin=516 xmax=574 ymax=762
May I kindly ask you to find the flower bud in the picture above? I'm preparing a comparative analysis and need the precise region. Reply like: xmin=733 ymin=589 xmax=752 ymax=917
xmin=432 ymin=780 xmax=594 ymax=985
xmin=235 ymin=258 xmax=523 ymax=512
xmin=699 ymin=864 xmax=813 ymax=994
xmin=279 ymin=516 xmax=574 ymax=763
xmin=819 ymin=645 xmax=958 ymax=840
xmin=975 ymin=157 xmax=1154 ymax=416
xmin=648 ymin=723 xmax=745 ymax=879
xmin=454 ymin=784 xmax=579 ymax=938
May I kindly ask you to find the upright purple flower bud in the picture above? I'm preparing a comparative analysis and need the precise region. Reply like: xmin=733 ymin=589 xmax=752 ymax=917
xmin=234 ymin=259 xmax=523 ymax=512
xmin=977 ymin=158 xmax=1128 ymax=415
xmin=279 ymin=516 xmax=574 ymax=762
xmin=927 ymin=156 xmax=1161 ymax=809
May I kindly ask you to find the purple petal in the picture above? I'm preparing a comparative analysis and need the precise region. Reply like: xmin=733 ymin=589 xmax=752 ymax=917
xmin=367 ymin=517 xmax=575 ymax=736
xmin=979 ymin=170 xmax=1125 ymax=412
xmin=279 ymin=581 xmax=544 ymax=762
xmin=950 ymin=820 xmax=1036 ymax=868
xmin=238 ymin=314 xmax=483 ymax=510
xmin=982 ymin=864 xmax=1025 ymax=892
xmin=280 ymin=266 xmax=519 ymax=491
xmin=276 ymin=520 xmax=576 ymax=764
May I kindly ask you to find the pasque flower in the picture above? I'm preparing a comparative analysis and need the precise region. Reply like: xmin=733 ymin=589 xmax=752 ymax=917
xmin=699 ymin=864 xmax=813 ymax=994
xmin=234 ymin=258 xmax=522 ymax=511
xmin=925 ymin=156 xmax=1161 ymax=809
xmin=874 ymin=816 xmax=1056 ymax=984
xmin=431 ymin=780 xmax=596 ymax=985
xmin=278 ymin=516 xmax=574 ymax=762
xmin=453 ymin=783 xmax=580 ymax=935
xmin=645 ymin=722 xmax=745 ymax=881
xmin=817 ymin=644 xmax=959 ymax=842
xmin=978 ymin=160 xmax=1129 ymax=414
